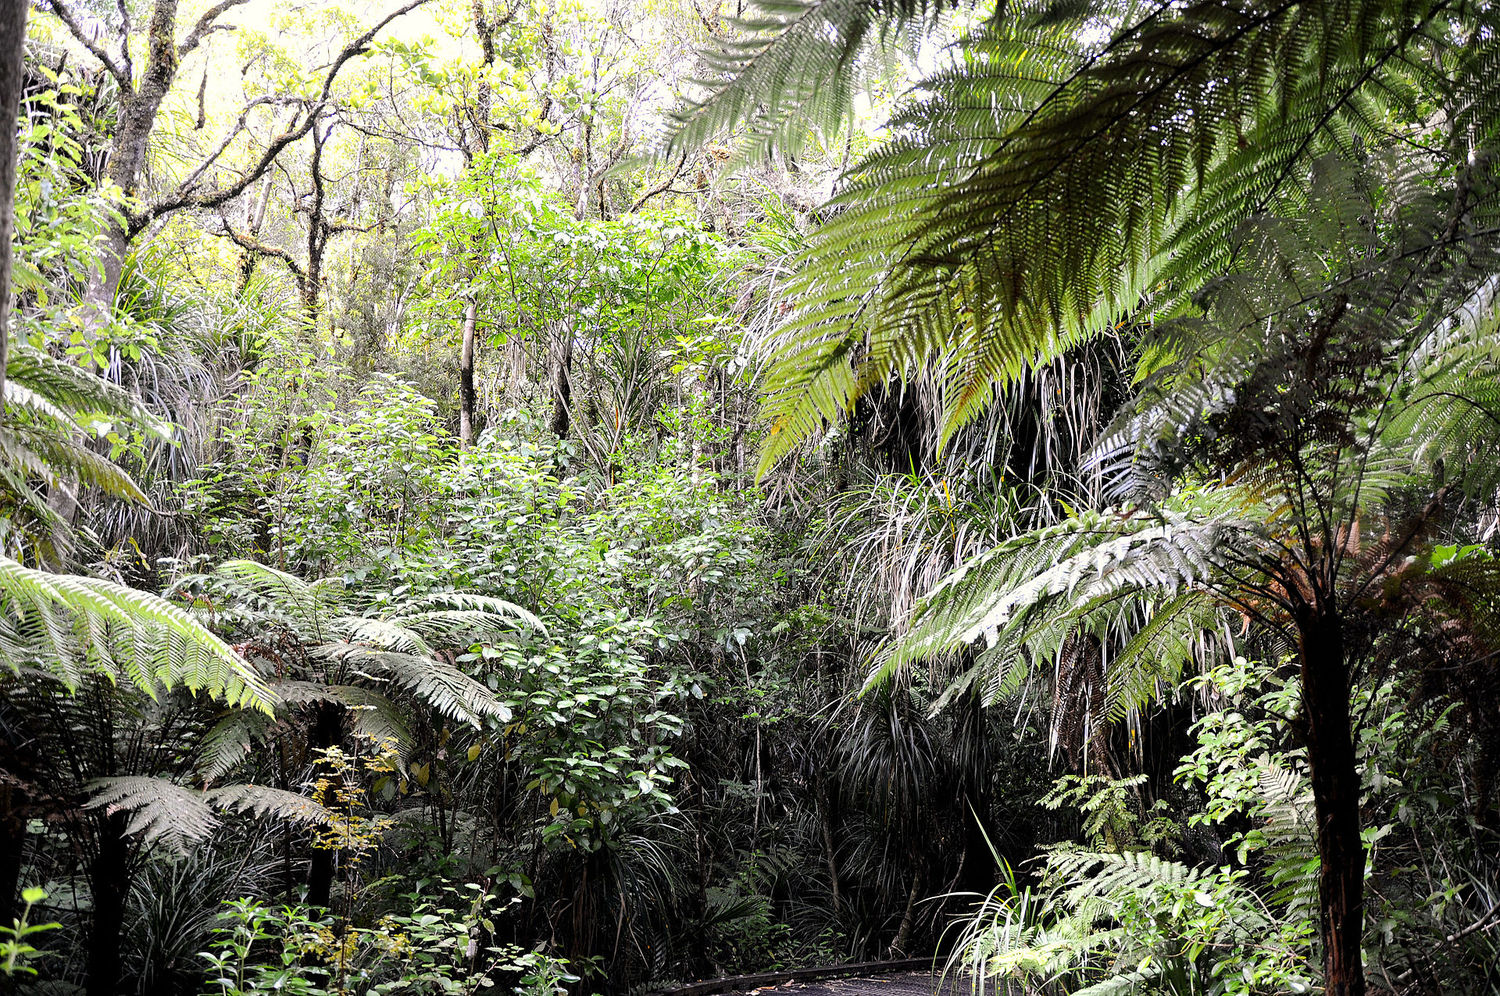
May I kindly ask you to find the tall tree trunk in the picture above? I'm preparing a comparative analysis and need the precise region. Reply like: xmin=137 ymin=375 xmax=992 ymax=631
xmin=459 ymin=297 xmax=478 ymax=445
xmin=306 ymin=701 xmax=346 ymax=909
xmin=0 ymin=0 xmax=28 ymax=408
xmin=86 ymin=1 xmax=186 ymax=315
xmin=85 ymin=812 xmax=132 ymax=996
xmin=547 ymin=320 xmax=573 ymax=439
xmin=1299 ymin=609 xmax=1365 ymax=996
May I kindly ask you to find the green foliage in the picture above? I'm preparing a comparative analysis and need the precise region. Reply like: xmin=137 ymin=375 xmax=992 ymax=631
xmin=734 ymin=0 xmax=1500 ymax=471
xmin=0 ymin=887 xmax=61 ymax=978
xmin=198 ymin=888 xmax=578 ymax=996
xmin=671 ymin=0 xmax=962 ymax=158
xmin=0 ymin=553 xmax=272 ymax=710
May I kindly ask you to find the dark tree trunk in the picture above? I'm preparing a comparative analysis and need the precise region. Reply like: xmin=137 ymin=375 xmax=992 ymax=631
xmin=85 ymin=811 xmax=132 ymax=996
xmin=459 ymin=297 xmax=478 ymax=445
xmin=86 ymin=1 xmax=185 ymax=316
xmin=1298 ymin=609 xmax=1365 ymax=996
xmin=816 ymin=773 xmax=841 ymax=910
xmin=0 ymin=0 xmax=27 ymax=408
xmin=547 ymin=322 xmax=573 ymax=439
xmin=956 ymin=692 xmax=997 ymax=896
xmin=306 ymin=701 xmax=346 ymax=909
xmin=0 ymin=792 xmax=24 ymax=929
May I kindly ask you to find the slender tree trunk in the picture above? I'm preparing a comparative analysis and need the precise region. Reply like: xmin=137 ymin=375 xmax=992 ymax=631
xmin=459 ymin=297 xmax=478 ymax=445
xmin=816 ymin=774 xmax=841 ymax=910
xmin=0 ymin=0 xmax=28 ymax=408
xmin=889 ymin=866 xmax=921 ymax=957
xmin=547 ymin=320 xmax=573 ymax=439
xmin=0 ymin=789 xmax=24 ymax=929
xmin=1299 ymin=610 xmax=1365 ymax=996
xmin=306 ymin=701 xmax=346 ymax=909
xmin=85 ymin=812 xmax=132 ymax=996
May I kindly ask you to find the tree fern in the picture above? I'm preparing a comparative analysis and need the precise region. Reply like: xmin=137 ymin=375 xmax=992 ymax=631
xmin=670 ymin=0 xmax=969 ymax=159
xmin=171 ymin=559 xmax=537 ymax=777
xmin=740 ymin=0 xmax=1498 ymax=472
xmin=85 ymin=776 xmax=332 ymax=853
xmin=0 ymin=556 xmax=272 ymax=711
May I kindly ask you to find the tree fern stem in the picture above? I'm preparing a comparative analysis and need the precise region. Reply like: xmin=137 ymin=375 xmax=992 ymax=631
xmin=84 ymin=811 xmax=132 ymax=996
xmin=1298 ymin=609 xmax=1365 ymax=996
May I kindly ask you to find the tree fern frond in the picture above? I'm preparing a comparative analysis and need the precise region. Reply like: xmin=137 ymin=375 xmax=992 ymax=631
xmin=749 ymin=0 xmax=1482 ymax=471
xmin=207 ymin=784 xmax=332 ymax=826
xmin=314 ymin=645 xmax=504 ymax=725
xmin=5 ymin=343 xmax=162 ymax=427
xmin=669 ymin=0 xmax=968 ymax=160
xmin=0 ymin=423 xmax=150 ymax=503
xmin=198 ymin=709 xmax=277 ymax=783
xmin=210 ymin=560 xmax=344 ymax=639
xmin=85 ymin=776 xmax=219 ymax=853
xmin=0 ymin=556 xmax=273 ymax=711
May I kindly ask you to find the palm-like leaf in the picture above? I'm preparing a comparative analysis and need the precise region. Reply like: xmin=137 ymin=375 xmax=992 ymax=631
xmin=85 ymin=776 xmax=333 ymax=852
xmin=0 ymin=555 xmax=273 ymax=711
xmin=747 ymin=0 xmax=1496 ymax=471
xmin=186 ymin=560 xmax=536 ymax=731
xmin=670 ymin=0 xmax=967 ymax=158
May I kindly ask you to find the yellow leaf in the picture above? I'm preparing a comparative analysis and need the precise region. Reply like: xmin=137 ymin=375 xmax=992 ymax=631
xmin=467 ymin=744 xmax=481 ymax=762
xmin=549 ymin=798 xmax=559 ymax=817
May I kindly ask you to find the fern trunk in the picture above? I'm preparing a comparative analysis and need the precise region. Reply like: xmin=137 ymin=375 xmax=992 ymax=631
xmin=84 ymin=811 xmax=132 ymax=996
xmin=306 ymin=700 xmax=345 ymax=909
xmin=0 ymin=790 xmax=22 ymax=927
xmin=1298 ymin=610 xmax=1365 ymax=996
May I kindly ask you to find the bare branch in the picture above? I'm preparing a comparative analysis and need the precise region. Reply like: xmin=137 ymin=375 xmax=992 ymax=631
xmin=177 ymin=0 xmax=250 ymax=58
xmin=212 ymin=215 xmax=307 ymax=283
xmin=324 ymin=220 xmax=378 ymax=235
xmin=139 ymin=0 xmax=434 ymax=226
xmin=43 ymin=0 xmax=131 ymax=91
xmin=631 ymin=153 xmax=689 ymax=213
xmin=317 ymin=0 xmax=435 ymax=104
xmin=170 ymin=96 xmax=301 ymax=201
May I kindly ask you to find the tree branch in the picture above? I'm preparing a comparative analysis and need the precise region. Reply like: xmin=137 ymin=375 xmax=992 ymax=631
xmin=213 ymin=216 xmax=307 ymax=283
xmin=631 ymin=153 xmax=688 ymax=213
xmin=137 ymin=0 xmax=434 ymax=227
xmin=177 ymin=0 xmax=250 ymax=58
xmin=42 ymin=0 xmax=131 ymax=91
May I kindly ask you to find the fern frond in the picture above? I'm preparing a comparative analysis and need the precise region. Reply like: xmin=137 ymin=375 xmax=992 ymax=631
xmin=198 ymin=709 xmax=277 ymax=783
xmin=670 ymin=0 xmax=966 ymax=159
xmin=0 ymin=556 xmax=273 ymax=711
xmin=207 ymin=784 xmax=332 ymax=826
xmin=5 ymin=343 xmax=162 ymax=426
xmin=751 ymin=0 xmax=1480 ymax=471
xmin=85 ymin=776 xmax=219 ymax=852
xmin=314 ymin=644 xmax=504 ymax=725
xmin=211 ymin=560 xmax=344 ymax=639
